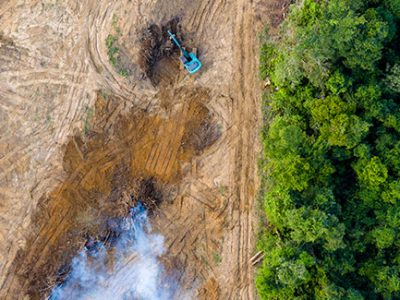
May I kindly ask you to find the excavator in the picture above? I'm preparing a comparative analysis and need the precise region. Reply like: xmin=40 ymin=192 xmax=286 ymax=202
xmin=167 ymin=30 xmax=202 ymax=74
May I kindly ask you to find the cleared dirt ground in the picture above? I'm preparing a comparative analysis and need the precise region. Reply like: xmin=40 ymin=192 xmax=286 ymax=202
xmin=0 ymin=0 xmax=290 ymax=299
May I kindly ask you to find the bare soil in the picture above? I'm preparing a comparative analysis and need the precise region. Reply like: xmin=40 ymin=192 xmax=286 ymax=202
xmin=0 ymin=0 xmax=290 ymax=299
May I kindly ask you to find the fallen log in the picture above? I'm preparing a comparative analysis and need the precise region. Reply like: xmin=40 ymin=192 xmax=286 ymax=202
xmin=250 ymin=250 xmax=264 ymax=266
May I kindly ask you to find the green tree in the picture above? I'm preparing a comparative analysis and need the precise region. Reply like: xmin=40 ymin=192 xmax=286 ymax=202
xmin=257 ymin=0 xmax=400 ymax=299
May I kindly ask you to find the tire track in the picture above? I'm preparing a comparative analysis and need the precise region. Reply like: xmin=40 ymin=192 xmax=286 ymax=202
xmin=221 ymin=0 xmax=260 ymax=298
xmin=1 ymin=0 xmax=264 ymax=298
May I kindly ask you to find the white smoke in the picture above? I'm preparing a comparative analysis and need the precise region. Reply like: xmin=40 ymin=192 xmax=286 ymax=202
xmin=49 ymin=203 xmax=176 ymax=300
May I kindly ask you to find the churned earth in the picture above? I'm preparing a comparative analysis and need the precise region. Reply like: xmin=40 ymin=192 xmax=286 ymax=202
xmin=0 ymin=0 xmax=290 ymax=299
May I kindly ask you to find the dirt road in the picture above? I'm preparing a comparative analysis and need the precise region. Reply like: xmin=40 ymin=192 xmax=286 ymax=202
xmin=0 ymin=0 xmax=285 ymax=298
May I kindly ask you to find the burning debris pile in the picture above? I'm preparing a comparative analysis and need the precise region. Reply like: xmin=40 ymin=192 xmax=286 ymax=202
xmin=99 ymin=178 xmax=163 ymax=249
xmin=48 ymin=177 xmax=174 ymax=300
xmin=49 ymin=202 xmax=176 ymax=300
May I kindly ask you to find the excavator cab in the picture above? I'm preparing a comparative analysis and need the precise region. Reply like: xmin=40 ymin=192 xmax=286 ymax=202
xmin=168 ymin=30 xmax=202 ymax=74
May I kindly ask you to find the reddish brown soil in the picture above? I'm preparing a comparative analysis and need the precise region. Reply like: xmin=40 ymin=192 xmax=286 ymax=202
xmin=8 ymin=90 xmax=219 ymax=299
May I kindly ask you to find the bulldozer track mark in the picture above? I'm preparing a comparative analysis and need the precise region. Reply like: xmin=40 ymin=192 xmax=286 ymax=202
xmin=206 ymin=0 xmax=227 ymax=28
xmin=0 ymin=69 xmax=88 ymax=81
xmin=187 ymin=1 xmax=208 ymax=31
xmin=186 ymin=193 xmax=215 ymax=210
xmin=0 ymin=0 xmax=273 ymax=297
xmin=145 ymin=142 xmax=160 ymax=171
xmin=194 ymin=0 xmax=212 ymax=31
xmin=149 ymin=143 xmax=163 ymax=172
xmin=160 ymin=146 xmax=174 ymax=176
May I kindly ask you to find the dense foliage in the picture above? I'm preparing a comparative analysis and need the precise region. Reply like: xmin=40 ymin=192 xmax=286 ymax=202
xmin=257 ymin=0 xmax=400 ymax=299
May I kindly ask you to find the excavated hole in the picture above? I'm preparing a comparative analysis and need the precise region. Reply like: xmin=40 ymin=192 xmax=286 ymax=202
xmin=139 ymin=17 xmax=193 ymax=85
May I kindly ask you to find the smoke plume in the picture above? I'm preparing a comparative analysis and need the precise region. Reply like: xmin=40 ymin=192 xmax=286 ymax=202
xmin=49 ymin=203 xmax=175 ymax=300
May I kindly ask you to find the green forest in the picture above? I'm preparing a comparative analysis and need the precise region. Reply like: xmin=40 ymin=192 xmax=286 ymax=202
xmin=257 ymin=0 xmax=400 ymax=299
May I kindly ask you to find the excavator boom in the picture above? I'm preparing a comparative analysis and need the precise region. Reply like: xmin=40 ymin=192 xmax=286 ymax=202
xmin=167 ymin=30 xmax=202 ymax=74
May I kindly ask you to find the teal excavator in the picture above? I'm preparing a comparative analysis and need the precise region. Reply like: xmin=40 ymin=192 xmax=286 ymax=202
xmin=167 ymin=30 xmax=202 ymax=74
